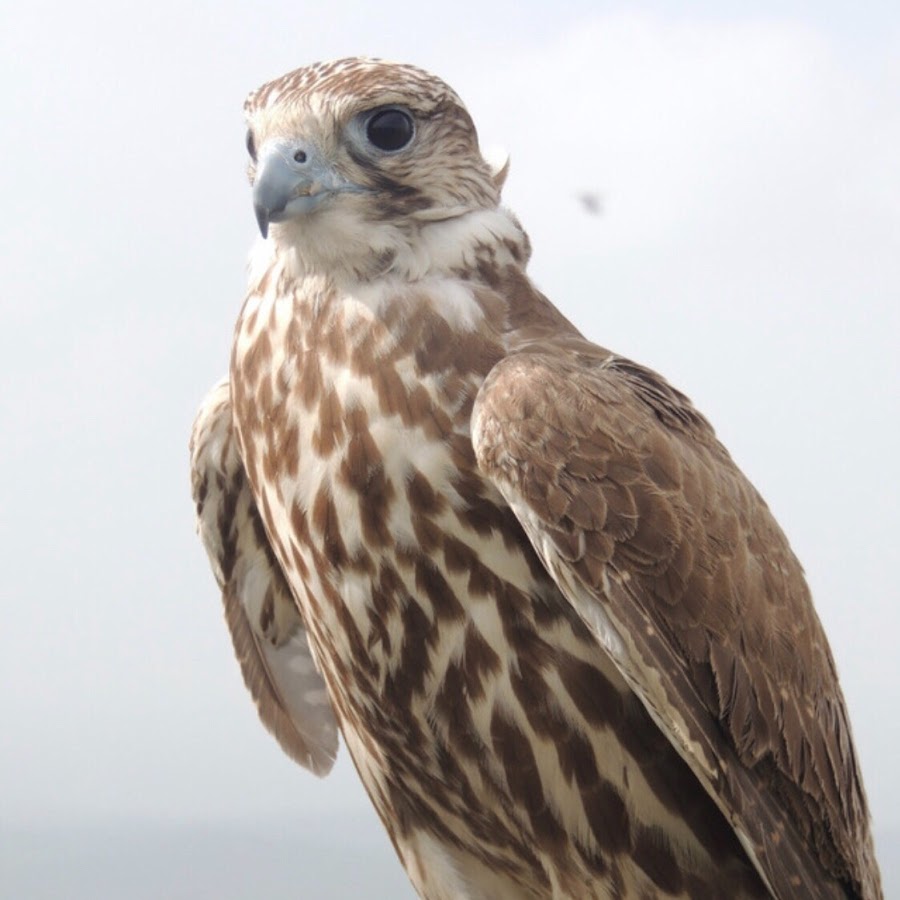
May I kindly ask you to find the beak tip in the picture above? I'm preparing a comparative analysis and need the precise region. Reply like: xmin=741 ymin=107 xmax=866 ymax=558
xmin=254 ymin=206 xmax=270 ymax=239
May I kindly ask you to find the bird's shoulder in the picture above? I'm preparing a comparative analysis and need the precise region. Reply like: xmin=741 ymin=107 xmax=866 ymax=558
xmin=473 ymin=327 xmax=879 ymax=899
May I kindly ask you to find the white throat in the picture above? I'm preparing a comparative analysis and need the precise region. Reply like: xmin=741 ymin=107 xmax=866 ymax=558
xmin=249 ymin=206 xmax=529 ymax=289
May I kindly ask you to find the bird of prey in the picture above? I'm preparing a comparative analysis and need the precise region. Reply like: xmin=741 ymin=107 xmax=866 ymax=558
xmin=190 ymin=58 xmax=882 ymax=899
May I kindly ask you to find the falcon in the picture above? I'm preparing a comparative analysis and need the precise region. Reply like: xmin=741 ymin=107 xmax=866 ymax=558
xmin=190 ymin=58 xmax=882 ymax=899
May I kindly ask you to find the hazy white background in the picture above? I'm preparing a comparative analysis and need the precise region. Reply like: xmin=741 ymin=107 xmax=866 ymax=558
xmin=1 ymin=1 xmax=898 ymax=896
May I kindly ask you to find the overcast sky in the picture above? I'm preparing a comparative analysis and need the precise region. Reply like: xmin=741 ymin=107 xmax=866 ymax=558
xmin=1 ymin=1 xmax=898 ymax=896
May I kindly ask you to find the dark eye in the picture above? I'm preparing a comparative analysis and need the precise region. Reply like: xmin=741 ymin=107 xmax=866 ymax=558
xmin=246 ymin=129 xmax=257 ymax=161
xmin=366 ymin=109 xmax=414 ymax=152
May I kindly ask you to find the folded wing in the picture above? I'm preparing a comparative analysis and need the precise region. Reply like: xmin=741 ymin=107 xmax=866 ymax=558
xmin=190 ymin=379 xmax=338 ymax=776
xmin=473 ymin=348 xmax=881 ymax=899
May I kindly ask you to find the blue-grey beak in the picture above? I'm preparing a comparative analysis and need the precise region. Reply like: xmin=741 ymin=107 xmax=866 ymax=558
xmin=252 ymin=140 xmax=366 ymax=238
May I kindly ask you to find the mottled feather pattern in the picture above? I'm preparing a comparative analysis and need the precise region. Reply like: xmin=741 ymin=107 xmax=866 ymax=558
xmin=473 ymin=344 xmax=880 ymax=898
xmin=191 ymin=58 xmax=882 ymax=899
xmin=229 ymin=268 xmax=770 ymax=898
xmin=190 ymin=379 xmax=338 ymax=775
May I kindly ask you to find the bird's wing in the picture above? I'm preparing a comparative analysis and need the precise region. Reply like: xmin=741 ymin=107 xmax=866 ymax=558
xmin=472 ymin=349 xmax=880 ymax=900
xmin=190 ymin=379 xmax=338 ymax=776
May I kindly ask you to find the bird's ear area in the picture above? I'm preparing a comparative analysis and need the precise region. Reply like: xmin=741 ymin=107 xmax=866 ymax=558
xmin=482 ymin=147 xmax=510 ymax=192
xmin=471 ymin=351 xmax=858 ymax=900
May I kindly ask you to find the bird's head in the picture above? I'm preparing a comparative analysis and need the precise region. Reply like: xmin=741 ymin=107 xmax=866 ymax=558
xmin=243 ymin=58 xmax=511 ymax=278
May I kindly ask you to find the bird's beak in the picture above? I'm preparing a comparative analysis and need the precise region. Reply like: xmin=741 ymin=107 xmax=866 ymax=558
xmin=252 ymin=141 xmax=365 ymax=238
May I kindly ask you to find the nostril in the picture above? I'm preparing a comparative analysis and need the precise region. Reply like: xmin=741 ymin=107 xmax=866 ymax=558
xmin=293 ymin=149 xmax=308 ymax=164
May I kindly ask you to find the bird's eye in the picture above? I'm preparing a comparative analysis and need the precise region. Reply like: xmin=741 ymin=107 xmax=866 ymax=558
xmin=246 ymin=129 xmax=257 ymax=162
xmin=366 ymin=109 xmax=414 ymax=152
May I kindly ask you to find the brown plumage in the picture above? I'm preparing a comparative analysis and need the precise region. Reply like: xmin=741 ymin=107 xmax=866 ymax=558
xmin=191 ymin=379 xmax=338 ymax=775
xmin=190 ymin=58 xmax=882 ymax=899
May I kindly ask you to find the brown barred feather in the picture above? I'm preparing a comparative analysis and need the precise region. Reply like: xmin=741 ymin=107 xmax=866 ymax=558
xmin=190 ymin=380 xmax=338 ymax=775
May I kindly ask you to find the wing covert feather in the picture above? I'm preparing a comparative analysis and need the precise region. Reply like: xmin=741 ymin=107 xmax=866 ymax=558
xmin=190 ymin=379 xmax=338 ymax=776
xmin=473 ymin=349 xmax=881 ymax=899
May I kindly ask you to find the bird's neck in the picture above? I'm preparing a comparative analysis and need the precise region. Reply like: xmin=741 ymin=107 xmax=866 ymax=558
xmin=243 ymin=204 xmax=584 ymax=372
xmin=387 ymin=206 xmax=532 ymax=284
xmin=250 ymin=206 xmax=531 ymax=289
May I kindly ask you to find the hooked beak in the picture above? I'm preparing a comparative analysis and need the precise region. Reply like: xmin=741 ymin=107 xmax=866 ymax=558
xmin=252 ymin=140 xmax=367 ymax=238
